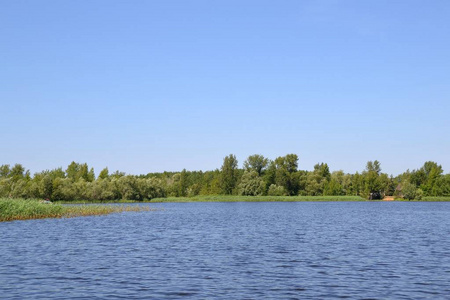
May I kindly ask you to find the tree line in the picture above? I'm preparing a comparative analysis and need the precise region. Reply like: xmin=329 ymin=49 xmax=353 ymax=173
xmin=1 ymin=154 xmax=449 ymax=201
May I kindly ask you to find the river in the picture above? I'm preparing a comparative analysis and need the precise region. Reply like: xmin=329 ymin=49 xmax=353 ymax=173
xmin=1 ymin=201 xmax=450 ymax=299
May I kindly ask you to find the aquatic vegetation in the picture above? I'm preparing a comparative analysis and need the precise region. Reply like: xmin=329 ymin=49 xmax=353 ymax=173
xmin=0 ymin=198 xmax=151 ymax=222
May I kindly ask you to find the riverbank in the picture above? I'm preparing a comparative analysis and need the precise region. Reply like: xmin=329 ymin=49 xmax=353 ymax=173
xmin=54 ymin=195 xmax=366 ymax=204
xmin=399 ymin=196 xmax=450 ymax=202
xmin=152 ymin=195 xmax=450 ymax=202
xmin=151 ymin=195 xmax=366 ymax=202
xmin=0 ymin=198 xmax=151 ymax=222
xmin=54 ymin=195 xmax=450 ymax=204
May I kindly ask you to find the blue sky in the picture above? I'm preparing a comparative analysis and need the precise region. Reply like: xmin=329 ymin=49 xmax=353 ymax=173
xmin=1 ymin=0 xmax=449 ymax=176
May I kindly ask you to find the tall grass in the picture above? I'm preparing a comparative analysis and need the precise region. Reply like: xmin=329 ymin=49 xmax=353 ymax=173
xmin=151 ymin=195 xmax=365 ymax=202
xmin=0 ymin=198 xmax=151 ymax=222
xmin=418 ymin=196 xmax=450 ymax=202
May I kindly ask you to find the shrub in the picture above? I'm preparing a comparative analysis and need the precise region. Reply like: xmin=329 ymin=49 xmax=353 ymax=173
xmin=267 ymin=184 xmax=286 ymax=196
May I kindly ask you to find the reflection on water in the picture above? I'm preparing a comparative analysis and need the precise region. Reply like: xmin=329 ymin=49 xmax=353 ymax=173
xmin=1 ymin=202 xmax=450 ymax=299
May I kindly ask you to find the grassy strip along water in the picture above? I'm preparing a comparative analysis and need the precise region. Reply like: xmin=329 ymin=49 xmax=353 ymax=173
xmin=54 ymin=195 xmax=367 ymax=204
xmin=0 ymin=198 xmax=151 ymax=222
xmin=46 ymin=195 xmax=450 ymax=205
xmin=152 ymin=195 xmax=450 ymax=202
xmin=416 ymin=196 xmax=450 ymax=202
xmin=151 ymin=195 xmax=366 ymax=202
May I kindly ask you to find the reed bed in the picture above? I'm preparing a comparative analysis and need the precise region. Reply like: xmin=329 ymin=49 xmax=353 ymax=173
xmin=0 ymin=198 xmax=152 ymax=222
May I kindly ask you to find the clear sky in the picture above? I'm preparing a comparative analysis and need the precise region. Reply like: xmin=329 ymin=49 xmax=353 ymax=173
xmin=1 ymin=0 xmax=449 ymax=176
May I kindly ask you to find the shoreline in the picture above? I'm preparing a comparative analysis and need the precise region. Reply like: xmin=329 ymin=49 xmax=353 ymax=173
xmin=55 ymin=195 xmax=450 ymax=204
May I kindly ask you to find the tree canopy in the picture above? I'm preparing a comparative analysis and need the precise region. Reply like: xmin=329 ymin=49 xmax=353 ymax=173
xmin=1 ymin=156 xmax=448 ymax=201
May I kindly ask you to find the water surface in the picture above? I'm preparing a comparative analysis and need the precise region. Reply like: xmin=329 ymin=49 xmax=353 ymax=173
xmin=1 ymin=202 xmax=450 ymax=299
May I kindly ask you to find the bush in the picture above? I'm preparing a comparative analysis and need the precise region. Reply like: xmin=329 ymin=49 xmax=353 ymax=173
xmin=402 ymin=182 xmax=423 ymax=200
xmin=402 ymin=182 xmax=415 ymax=200
xmin=415 ymin=188 xmax=423 ymax=200
xmin=267 ymin=184 xmax=286 ymax=196
xmin=238 ymin=171 xmax=265 ymax=196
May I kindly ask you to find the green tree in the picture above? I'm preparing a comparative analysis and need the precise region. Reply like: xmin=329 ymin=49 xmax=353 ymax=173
xmin=111 ymin=170 xmax=126 ymax=178
xmin=409 ymin=169 xmax=426 ymax=187
xmin=314 ymin=163 xmax=331 ymax=181
xmin=78 ymin=163 xmax=95 ymax=182
xmin=273 ymin=154 xmax=300 ymax=195
xmin=262 ymin=160 xmax=276 ymax=194
xmin=179 ymin=169 xmax=189 ymax=197
xmin=324 ymin=177 xmax=343 ymax=196
xmin=117 ymin=176 xmax=139 ymax=200
xmin=305 ymin=163 xmax=331 ymax=196
xmin=220 ymin=154 xmax=238 ymax=194
xmin=238 ymin=170 xmax=265 ymax=196
xmin=348 ymin=172 xmax=363 ymax=196
xmin=402 ymin=181 xmax=423 ymax=200
xmin=422 ymin=161 xmax=443 ymax=177
xmin=327 ymin=170 xmax=352 ymax=195
xmin=98 ymin=167 xmax=109 ymax=179
xmin=362 ymin=160 xmax=384 ymax=199
xmin=366 ymin=160 xmax=381 ymax=174
xmin=199 ymin=169 xmax=222 ymax=195
xmin=305 ymin=172 xmax=325 ymax=196
xmin=0 ymin=178 xmax=11 ymax=197
xmin=243 ymin=154 xmax=269 ymax=176
xmin=66 ymin=161 xmax=80 ymax=181
xmin=137 ymin=178 xmax=165 ymax=200
xmin=421 ymin=161 xmax=443 ymax=196
xmin=52 ymin=178 xmax=76 ymax=201
xmin=10 ymin=164 xmax=27 ymax=181
xmin=436 ymin=174 xmax=450 ymax=196
xmin=0 ymin=164 xmax=11 ymax=178
xmin=66 ymin=162 xmax=95 ymax=182
xmin=73 ymin=178 xmax=89 ymax=200
xmin=40 ymin=174 xmax=53 ymax=199
xmin=10 ymin=178 xmax=30 ymax=198
xmin=169 ymin=170 xmax=189 ymax=197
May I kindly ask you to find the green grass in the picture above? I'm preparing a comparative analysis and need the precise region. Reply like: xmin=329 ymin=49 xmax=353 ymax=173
xmin=0 ymin=198 xmax=152 ymax=222
xmin=40 ymin=195 xmax=450 ymax=204
xmin=384 ymin=196 xmax=450 ymax=202
xmin=55 ymin=199 xmax=139 ymax=204
xmin=150 ymin=195 xmax=366 ymax=202
xmin=53 ymin=195 xmax=366 ymax=204
xmin=417 ymin=196 xmax=450 ymax=202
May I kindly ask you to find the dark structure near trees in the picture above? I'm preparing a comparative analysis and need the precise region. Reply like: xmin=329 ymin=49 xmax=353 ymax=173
xmin=369 ymin=192 xmax=382 ymax=200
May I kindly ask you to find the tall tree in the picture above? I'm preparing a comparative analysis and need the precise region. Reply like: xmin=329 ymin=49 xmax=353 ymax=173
xmin=0 ymin=164 xmax=10 ymax=178
xmin=98 ymin=167 xmax=109 ymax=179
xmin=274 ymin=154 xmax=299 ymax=195
xmin=314 ymin=163 xmax=331 ymax=181
xmin=243 ymin=154 xmax=269 ymax=176
xmin=363 ymin=160 xmax=384 ymax=199
xmin=220 ymin=154 xmax=238 ymax=195
xmin=420 ymin=161 xmax=443 ymax=195
xmin=66 ymin=161 xmax=81 ymax=181
xmin=10 ymin=164 xmax=27 ymax=181
xmin=366 ymin=160 xmax=381 ymax=174
xmin=66 ymin=162 xmax=95 ymax=182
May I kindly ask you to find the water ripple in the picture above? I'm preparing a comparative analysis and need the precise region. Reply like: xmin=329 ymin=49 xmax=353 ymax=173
xmin=1 ymin=202 xmax=450 ymax=299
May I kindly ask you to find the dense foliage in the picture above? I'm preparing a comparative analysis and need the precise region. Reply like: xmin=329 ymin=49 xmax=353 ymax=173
xmin=1 ymin=155 xmax=449 ymax=201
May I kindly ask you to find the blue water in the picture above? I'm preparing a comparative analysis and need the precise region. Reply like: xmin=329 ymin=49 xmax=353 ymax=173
xmin=1 ymin=201 xmax=450 ymax=299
